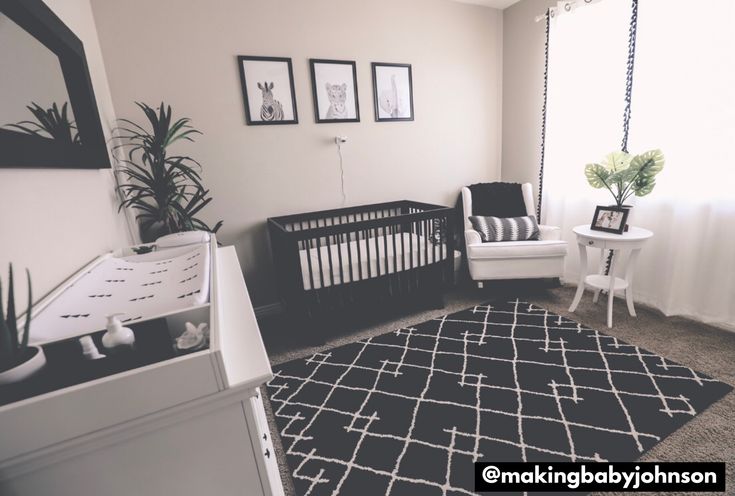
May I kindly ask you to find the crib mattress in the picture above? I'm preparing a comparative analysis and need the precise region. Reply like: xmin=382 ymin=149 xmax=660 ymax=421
xmin=299 ymin=232 xmax=447 ymax=290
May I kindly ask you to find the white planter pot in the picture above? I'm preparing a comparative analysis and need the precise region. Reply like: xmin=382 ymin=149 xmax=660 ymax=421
xmin=0 ymin=346 xmax=46 ymax=385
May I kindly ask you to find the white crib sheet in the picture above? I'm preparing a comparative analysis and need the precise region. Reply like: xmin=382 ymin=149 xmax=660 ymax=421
xmin=299 ymin=232 xmax=446 ymax=290
xmin=30 ymin=244 xmax=210 ymax=344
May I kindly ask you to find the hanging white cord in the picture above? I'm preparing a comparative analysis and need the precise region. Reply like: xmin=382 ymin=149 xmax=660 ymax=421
xmin=336 ymin=140 xmax=346 ymax=205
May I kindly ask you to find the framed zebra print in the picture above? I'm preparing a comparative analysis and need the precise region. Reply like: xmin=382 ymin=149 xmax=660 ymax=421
xmin=237 ymin=55 xmax=298 ymax=125
xmin=371 ymin=62 xmax=414 ymax=122
xmin=309 ymin=59 xmax=360 ymax=123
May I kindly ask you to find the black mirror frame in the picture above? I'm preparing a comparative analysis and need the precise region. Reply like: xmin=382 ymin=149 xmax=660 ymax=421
xmin=0 ymin=0 xmax=110 ymax=169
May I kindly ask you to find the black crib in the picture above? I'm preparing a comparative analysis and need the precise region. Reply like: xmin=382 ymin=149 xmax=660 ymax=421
xmin=268 ymin=200 xmax=455 ymax=325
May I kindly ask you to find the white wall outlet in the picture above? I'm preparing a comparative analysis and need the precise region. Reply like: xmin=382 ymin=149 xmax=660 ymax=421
xmin=335 ymin=136 xmax=348 ymax=144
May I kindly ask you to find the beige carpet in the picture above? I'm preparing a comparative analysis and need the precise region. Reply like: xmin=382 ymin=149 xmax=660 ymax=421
xmin=259 ymin=283 xmax=735 ymax=496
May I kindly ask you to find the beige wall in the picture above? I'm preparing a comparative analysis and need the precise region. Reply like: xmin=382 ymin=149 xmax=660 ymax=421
xmin=501 ymin=0 xmax=556 ymax=204
xmin=0 ymin=0 xmax=132 ymax=306
xmin=91 ymin=0 xmax=504 ymax=306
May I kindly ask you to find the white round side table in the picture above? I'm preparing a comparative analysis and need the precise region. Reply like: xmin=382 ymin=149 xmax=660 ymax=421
xmin=568 ymin=225 xmax=653 ymax=328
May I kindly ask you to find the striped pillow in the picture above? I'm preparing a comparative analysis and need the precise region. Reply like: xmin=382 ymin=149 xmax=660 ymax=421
xmin=469 ymin=215 xmax=540 ymax=242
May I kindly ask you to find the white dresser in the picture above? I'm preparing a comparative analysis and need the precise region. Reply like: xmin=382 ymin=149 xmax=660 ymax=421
xmin=0 ymin=243 xmax=284 ymax=496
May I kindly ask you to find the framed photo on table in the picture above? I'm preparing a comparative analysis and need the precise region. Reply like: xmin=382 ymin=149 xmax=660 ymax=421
xmin=590 ymin=206 xmax=629 ymax=234
xmin=309 ymin=59 xmax=360 ymax=123
xmin=371 ymin=62 xmax=414 ymax=122
xmin=237 ymin=55 xmax=298 ymax=125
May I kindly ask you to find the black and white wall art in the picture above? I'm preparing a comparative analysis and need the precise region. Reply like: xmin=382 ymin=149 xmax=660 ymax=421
xmin=237 ymin=55 xmax=298 ymax=125
xmin=310 ymin=59 xmax=360 ymax=123
xmin=372 ymin=62 xmax=414 ymax=122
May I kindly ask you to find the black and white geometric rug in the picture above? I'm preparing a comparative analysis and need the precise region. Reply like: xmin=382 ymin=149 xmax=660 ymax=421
xmin=267 ymin=300 xmax=732 ymax=496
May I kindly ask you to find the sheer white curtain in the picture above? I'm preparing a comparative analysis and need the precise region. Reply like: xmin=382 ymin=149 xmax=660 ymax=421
xmin=543 ymin=0 xmax=735 ymax=328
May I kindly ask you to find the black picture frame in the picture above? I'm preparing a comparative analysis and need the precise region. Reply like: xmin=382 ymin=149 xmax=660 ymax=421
xmin=0 ymin=0 xmax=110 ymax=169
xmin=371 ymin=62 xmax=414 ymax=122
xmin=237 ymin=55 xmax=298 ymax=126
xmin=590 ymin=205 xmax=629 ymax=234
xmin=309 ymin=59 xmax=360 ymax=124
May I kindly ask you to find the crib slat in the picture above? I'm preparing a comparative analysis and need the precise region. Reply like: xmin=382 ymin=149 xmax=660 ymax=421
xmin=431 ymin=219 xmax=441 ymax=263
xmin=374 ymin=227 xmax=381 ymax=277
xmin=392 ymin=225 xmax=398 ymax=274
xmin=305 ymin=236 xmax=316 ymax=291
xmin=356 ymin=229 xmax=363 ymax=281
xmin=383 ymin=225 xmax=389 ymax=276
xmin=424 ymin=219 xmax=429 ymax=266
xmin=365 ymin=228 xmax=372 ymax=279
xmin=326 ymin=230 xmax=335 ymax=288
xmin=346 ymin=230 xmax=354 ymax=284
xmin=409 ymin=221 xmax=414 ymax=270
xmin=440 ymin=216 xmax=446 ymax=280
xmin=442 ymin=218 xmax=454 ymax=266
xmin=337 ymin=231 xmax=345 ymax=285
xmin=417 ymin=219 xmax=422 ymax=267
xmin=315 ymin=236 xmax=325 ymax=290
xmin=400 ymin=225 xmax=406 ymax=271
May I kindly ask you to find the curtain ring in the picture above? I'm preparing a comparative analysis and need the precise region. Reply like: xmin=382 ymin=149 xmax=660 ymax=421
xmin=565 ymin=2 xmax=572 ymax=12
xmin=550 ymin=9 xmax=555 ymax=17
xmin=585 ymin=0 xmax=592 ymax=3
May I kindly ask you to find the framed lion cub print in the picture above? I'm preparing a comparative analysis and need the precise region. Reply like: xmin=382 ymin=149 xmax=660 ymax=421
xmin=309 ymin=59 xmax=360 ymax=123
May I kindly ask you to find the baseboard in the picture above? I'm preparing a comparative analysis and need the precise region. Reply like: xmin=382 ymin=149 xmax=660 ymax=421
xmin=254 ymin=302 xmax=284 ymax=319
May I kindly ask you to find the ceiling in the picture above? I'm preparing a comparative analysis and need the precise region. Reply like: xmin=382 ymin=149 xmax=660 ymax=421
xmin=452 ymin=0 xmax=522 ymax=9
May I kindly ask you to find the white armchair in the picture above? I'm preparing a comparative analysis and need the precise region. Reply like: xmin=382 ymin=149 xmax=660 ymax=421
xmin=462 ymin=183 xmax=567 ymax=287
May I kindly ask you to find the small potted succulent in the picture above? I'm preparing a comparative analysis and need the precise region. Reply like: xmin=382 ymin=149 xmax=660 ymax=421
xmin=584 ymin=149 xmax=665 ymax=208
xmin=0 ymin=265 xmax=45 ymax=385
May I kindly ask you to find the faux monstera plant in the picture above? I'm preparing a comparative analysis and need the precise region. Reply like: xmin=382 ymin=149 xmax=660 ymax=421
xmin=584 ymin=149 xmax=665 ymax=207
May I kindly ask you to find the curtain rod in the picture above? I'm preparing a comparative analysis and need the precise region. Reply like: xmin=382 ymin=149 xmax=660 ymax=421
xmin=535 ymin=0 xmax=600 ymax=23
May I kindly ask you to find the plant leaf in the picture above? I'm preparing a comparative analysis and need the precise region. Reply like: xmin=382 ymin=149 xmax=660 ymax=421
xmin=584 ymin=163 xmax=610 ymax=189
xmin=630 ymin=149 xmax=665 ymax=178
xmin=21 ymin=269 xmax=32 ymax=349
xmin=0 ymin=277 xmax=11 ymax=366
xmin=6 ymin=264 xmax=17 ymax=351
xmin=629 ymin=149 xmax=664 ymax=197
xmin=601 ymin=151 xmax=632 ymax=172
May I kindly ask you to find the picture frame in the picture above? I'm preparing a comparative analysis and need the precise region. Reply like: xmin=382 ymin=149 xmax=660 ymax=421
xmin=590 ymin=205 xmax=629 ymax=234
xmin=371 ymin=62 xmax=414 ymax=122
xmin=309 ymin=59 xmax=360 ymax=123
xmin=237 ymin=55 xmax=298 ymax=125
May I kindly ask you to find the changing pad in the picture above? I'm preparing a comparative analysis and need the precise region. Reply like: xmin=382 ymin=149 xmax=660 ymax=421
xmin=29 ymin=244 xmax=211 ymax=344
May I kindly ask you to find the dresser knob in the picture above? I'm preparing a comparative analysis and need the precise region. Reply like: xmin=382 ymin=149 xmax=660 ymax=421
xmin=588 ymin=241 xmax=594 ymax=245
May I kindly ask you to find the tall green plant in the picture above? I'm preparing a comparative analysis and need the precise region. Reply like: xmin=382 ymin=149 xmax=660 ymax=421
xmin=5 ymin=102 xmax=80 ymax=145
xmin=0 ymin=265 xmax=33 ymax=370
xmin=584 ymin=149 xmax=665 ymax=206
xmin=115 ymin=102 xmax=222 ymax=239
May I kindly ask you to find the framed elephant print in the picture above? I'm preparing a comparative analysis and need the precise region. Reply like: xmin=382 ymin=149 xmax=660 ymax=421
xmin=371 ymin=62 xmax=414 ymax=122
xmin=309 ymin=59 xmax=360 ymax=123
xmin=237 ymin=55 xmax=298 ymax=125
